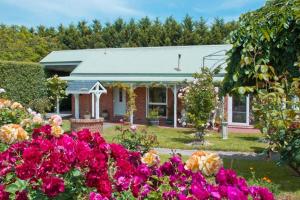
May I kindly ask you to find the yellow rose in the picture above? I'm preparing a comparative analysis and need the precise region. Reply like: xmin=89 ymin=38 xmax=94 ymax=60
xmin=141 ymin=150 xmax=160 ymax=166
xmin=15 ymin=126 xmax=29 ymax=141
xmin=185 ymin=155 xmax=200 ymax=172
xmin=198 ymin=153 xmax=223 ymax=176
xmin=51 ymin=125 xmax=64 ymax=137
xmin=0 ymin=124 xmax=17 ymax=144
xmin=185 ymin=151 xmax=223 ymax=176
xmin=11 ymin=102 xmax=23 ymax=109
xmin=21 ymin=118 xmax=32 ymax=128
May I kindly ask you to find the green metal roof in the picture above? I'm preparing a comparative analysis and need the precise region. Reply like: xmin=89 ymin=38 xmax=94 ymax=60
xmin=41 ymin=45 xmax=231 ymax=83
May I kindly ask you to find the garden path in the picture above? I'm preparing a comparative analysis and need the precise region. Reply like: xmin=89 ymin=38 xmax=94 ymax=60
xmin=155 ymin=148 xmax=279 ymax=161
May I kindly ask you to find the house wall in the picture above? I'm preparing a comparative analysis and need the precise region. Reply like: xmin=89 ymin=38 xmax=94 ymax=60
xmin=71 ymin=86 xmax=183 ymax=125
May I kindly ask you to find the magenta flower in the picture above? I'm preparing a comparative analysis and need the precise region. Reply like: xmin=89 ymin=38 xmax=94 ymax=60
xmin=41 ymin=176 xmax=65 ymax=197
xmin=0 ymin=184 xmax=9 ymax=200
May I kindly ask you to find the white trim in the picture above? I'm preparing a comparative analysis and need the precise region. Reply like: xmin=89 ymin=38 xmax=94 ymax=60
xmin=228 ymin=95 xmax=250 ymax=126
xmin=74 ymin=94 xmax=80 ymax=119
xmin=173 ymin=85 xmax=177 ymax=128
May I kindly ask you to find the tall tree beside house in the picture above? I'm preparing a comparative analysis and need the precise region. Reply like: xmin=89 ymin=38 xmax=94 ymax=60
xmin=179 ymin=67 xmax=218 ymax=143
xmin=90 ymin=20 xmax=106 ymax=48
xmin=195 ymin=17 xmax=210 ymax=44
xmin=179 ymin=15 xmax=198 ymax=45
xmin=223 ymin=0 xmax=300 ymax=172
xmin=0 ymin=25 xmax=60 ymax=62
xmin=46 ymin=75 xmax=67 ymax=114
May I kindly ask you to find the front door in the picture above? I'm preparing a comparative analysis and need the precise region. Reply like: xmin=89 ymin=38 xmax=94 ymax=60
xmin=228 ymin=95 xmax=250 ymax=125
xmin=113 ymin=88 xmax=126 ymax=116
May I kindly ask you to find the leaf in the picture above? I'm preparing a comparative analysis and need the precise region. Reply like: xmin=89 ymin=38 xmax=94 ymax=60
xmin=233 ymin=74 xmax=238 ymax=82
xmin=260 ymin=65 xmax=268 ymax=73
xmin=238 ymin=87 xmax=246 ymax=95
xmin=261 ymin=29 xmax=270 ymax=41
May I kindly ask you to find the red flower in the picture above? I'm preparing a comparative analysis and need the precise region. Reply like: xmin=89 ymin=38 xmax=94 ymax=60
xmin=42 ymin=176 xmax=65 ymax=197
xmin=0 ymin=184 xmax=9 ymax=200
xmin=110 ymin=143 xmax=128 ymax=160
xmin=22 ymin=146 xmax=43 ymax=163
xmin=16 ymin=163 xmax=37 ymax=180
xmin=77 ymin=129 xmax=93 ymax=142
xmin=16 ymin=190 xmax=28 ymax=200
xmin=86 ymin=170 xmax=101 ymax=188
xmin=97 ymin=178 xmax=112 ymax=198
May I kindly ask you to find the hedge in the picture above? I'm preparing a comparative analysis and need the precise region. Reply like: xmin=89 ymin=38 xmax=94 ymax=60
xmin=0 ymin=61 xmax=47 ymax=106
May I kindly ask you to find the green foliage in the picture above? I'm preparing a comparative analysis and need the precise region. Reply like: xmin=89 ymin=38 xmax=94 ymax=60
xmin=247 ymin=168 xmax=280 ymax=195
xmin=113 ymin=125 xmax=159 ymax=154
xmin=0 ymin=61 xmax=47 ymax=109
xmin=28 ymin=97 xmax=52 ymax=114
xmin=223 ymin=0 xmax=300 ymax=172
xmin=46 ymin=75 xmax=67 ymax=110
xmin=0 ymin=25 xmax=61 ymax=62
xmin=180 ymin=67 xmax=217 ymax=141
xmin=0 ymin=17 xmax=237 ymax=62
xmin=223 ymin=0 xmax=300 ymax=94
xmin=0 ymin=105 xmax=29 ymax=127
xmin=147 ymin=109 xmax=159 ymax=120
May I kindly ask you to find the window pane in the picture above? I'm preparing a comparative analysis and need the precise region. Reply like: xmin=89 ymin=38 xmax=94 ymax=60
xmin=149 ymin=87 xmax=166 ymax=103
xmin=232 ymin=95 xmax=247 ymax=123
xmin=149 ymin=105 xmax=167 ymax=117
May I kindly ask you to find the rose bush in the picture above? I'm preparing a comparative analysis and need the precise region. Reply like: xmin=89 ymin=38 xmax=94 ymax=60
xmin=0 ymin=125 xmax=275 ymax=200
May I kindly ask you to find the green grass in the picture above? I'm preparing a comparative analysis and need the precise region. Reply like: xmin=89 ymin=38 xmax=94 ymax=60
xmin=160 ymin=154 xmax=300 ymax=198
xmin=102 ymin=124 xmax=267 ymax=153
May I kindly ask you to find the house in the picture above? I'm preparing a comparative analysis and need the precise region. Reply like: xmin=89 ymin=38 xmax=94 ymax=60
xmin=40 ymin=45 xmax=252 ymax=128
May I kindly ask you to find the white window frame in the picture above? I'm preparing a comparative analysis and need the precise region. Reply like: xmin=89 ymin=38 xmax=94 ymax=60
xmin=147 ymin=87 xmax=168 ymax=118
xmin=228 ymin=95 xmax=250 ymax=126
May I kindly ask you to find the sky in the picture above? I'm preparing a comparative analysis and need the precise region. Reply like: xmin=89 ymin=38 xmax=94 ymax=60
xmin=0 ymin=0 xmax=265 ymax=27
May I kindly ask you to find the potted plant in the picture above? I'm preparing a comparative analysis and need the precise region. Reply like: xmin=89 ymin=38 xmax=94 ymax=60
xmin=83 ymin=110 xmax=91 ymax=119
xmin=147 ymin=109 xmax=159 ymax=126
xmin=101 ymin=109 xmax=109 ymax=120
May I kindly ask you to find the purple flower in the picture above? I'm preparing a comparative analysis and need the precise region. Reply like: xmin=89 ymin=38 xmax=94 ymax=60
xmin=163 ymin=190 xmax=177 ymax=200
xmin=249 ymin=186 xmax=275 ymax=200
xmin=190 ymin=183 xmax=210 ymax=200
xmin=159 ymin=161 xmax=175 ymax=176
xmin=89 ymin=192 xmax=109 ymax=200
xmin=227 ymin=186 xmax=247 ymax=200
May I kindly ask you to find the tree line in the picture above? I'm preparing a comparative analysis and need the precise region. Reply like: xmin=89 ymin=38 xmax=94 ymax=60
xmin=0 ymin=16 xmax=238 ymax=62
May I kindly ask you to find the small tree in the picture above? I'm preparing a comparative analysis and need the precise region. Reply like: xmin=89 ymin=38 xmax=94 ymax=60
xmin=180 ymin=67 xmax=218 ymax=143
xmin=46 ymin=75 xmax=67 ymax=114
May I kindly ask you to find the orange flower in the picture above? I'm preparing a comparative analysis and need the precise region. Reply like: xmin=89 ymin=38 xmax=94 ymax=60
xmin=0 ymin=99 xmax=12 ymax=108
xmin=141 ymin=150 xmax=160 ymax=166
xmin=262 ymin=177 xmax=272 ymax=183
xmin=11 ymin=102 xmax=23 ymax=109
xmin=0 ymin=124 xmax=28 ymax=144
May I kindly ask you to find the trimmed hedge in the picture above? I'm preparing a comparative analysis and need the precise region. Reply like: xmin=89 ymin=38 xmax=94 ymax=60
xmin=0 ymin=61 xmax=47 ymax=106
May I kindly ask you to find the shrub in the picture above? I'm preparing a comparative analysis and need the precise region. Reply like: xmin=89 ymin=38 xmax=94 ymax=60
xmin=0 ymin=61 xmax=47 ymax=111
xmin=0 ymin=125 xmax=275 ymax=200
xmin=113 ymin=124 xmax=159 ymax=154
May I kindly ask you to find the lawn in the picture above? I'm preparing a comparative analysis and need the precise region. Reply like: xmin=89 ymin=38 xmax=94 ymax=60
xmin=102 ymin=124 xmax=267 ymax=153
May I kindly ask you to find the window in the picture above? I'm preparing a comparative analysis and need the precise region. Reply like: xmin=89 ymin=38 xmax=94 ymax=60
xmin=119 ymin=89 xmax=123 ymax=102
xmin=148 ymin=87 xmax=167 ymax=117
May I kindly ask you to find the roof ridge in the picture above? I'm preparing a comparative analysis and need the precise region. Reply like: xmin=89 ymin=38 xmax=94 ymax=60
xmin=52 ymin=44 xmax=231 ymax=53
